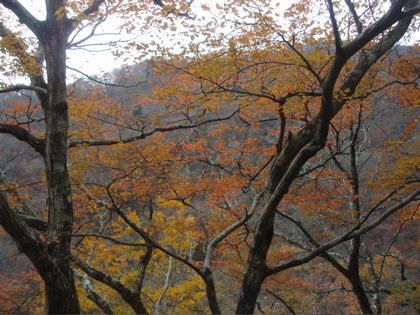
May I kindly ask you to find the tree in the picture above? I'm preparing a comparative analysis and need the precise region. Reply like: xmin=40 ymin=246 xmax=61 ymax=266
xmin=141 ymin=0 xmax=420 ymax=313
xmin=0 ymin=0 xmax=419 ymax=314
xmin=0 ymin=0 xmax=194 ymax=313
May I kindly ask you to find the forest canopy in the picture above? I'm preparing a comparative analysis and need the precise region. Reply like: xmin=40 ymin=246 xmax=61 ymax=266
xmin=0 ymin=0 xmax=419 ymax=314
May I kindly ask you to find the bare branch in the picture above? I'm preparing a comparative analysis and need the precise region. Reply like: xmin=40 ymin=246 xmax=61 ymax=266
xmin=68 ymin=109 xmax=239 ymax=148
xmin=68 ymin=16 xmax=109 ymax=48
xmin=0 ymin=84 xmax=47 ymax=95
xmin=72 ymin=233 xmax=151 ymax=247
xmin=326 ymin=0 xmax=343 ymax=53
xmin=266 ymin=290 xmax=296 ymax=314
xmin=267 ymin=187 xmax=420 ymax=276
xmin=67 ymin=66 xmax=147 ymax=87
xmin=344 ymin=0 xmax=363 ymax=34
xmin=72 ymin=268 xmax=115 ymax=315
xmin=72 ymin=258 xmax=149 ymax=314
xmin=204 ymin=191 xmax=262 ymax=270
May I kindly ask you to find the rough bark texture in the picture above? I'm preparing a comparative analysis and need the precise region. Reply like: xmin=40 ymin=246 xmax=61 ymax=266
xmin=40 ymin=3 xmax=79 ymax=313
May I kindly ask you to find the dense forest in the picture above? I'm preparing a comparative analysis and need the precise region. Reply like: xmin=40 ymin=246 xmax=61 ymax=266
xmin=0 ymin=0 xmax=419 ymax=314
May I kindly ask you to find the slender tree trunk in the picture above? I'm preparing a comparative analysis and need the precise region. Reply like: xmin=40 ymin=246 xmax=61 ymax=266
xmin=348 ymin=275 xmax=374 ymax=314
xmin=204 ymin=268 xmax=222 ymax=314
xmin=347 ymin=123 xmax=375 ymax=314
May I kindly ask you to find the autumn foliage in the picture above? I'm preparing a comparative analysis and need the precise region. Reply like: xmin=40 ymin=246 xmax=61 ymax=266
xmin=0 ymin=0 xmax=419 ymax=314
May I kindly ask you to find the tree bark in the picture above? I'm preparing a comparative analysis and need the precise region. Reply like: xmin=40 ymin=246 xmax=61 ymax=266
xmin=0 ymin=190 xmax=80 ymax=314
xmin=0 ymin=0 xmax=80 ymax=312
xmin=74 ymin=259 xmax=149 ymax=314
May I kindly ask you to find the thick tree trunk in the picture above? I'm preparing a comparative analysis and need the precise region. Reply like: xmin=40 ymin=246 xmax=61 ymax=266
xmin=349 ymin=275 xmax=374 ymax=314
xmin=37 ymin=2 xmax=79 ymax=313
xmin=235 ymin=214 xmax=273 ymax=314
xmin=0 ymin=1 xmax=79 ymax=307
xmin=236 ymin=116 xmax=326 ymax=314
xmin=0 ymin=0 xmax=79 ymax=310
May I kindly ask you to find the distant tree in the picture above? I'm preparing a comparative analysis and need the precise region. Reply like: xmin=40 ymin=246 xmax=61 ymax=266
xmin=132 ymin=105 xmax=144 ymax=118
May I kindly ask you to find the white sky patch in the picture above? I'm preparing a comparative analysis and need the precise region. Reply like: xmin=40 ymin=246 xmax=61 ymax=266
xmin=0 ymin=0 xmax=418 ymax=83
xmin=66 ymin=0 xmax=295 ymax=77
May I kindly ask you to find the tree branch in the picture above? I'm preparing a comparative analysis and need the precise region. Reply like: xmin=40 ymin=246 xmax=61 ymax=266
xmin=72 ymin=259 xmax=149 ymax=314
xmin=0 ymin=190 xmax=61 ymax=282
xmin=20 ymin=214 xmax=48 ymax=232
xmin=0 ymin=84 xmax=47 ymax=95
xmin=73 ymin=233 xmax=151 ymax=247
xmin=68 ymin=110 xmax=239 ymax=148
xmin=344 ymin=0 xmax=363 ymax=34
xmin=326 ymin=0 xmax=343 ymax=53
xmin=0 ymin=0 xmax=43 ymax=36
xmin=0 ymin=22 xmax=47 ymax=93
xmin=72 ymin=268 xmax=115 ymax=315
xmin=267 ymin=187 xmax=420 ymax=276
xmin=82 ymin=0 xmax=106 ymax=16
xmin=67 ymin=66 xmax=147 ymax=87
xmin=342 ymin=0 xmax=415 ymax=58
xmin=0 ymin=124 xmax=45 ymax=156
xmin=266 ymin=289 xmax=296 ymax=314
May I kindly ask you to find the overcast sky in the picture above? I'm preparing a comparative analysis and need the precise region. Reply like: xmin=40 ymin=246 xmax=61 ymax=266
xmin=3 ymin=0 xmax=419 ymax=83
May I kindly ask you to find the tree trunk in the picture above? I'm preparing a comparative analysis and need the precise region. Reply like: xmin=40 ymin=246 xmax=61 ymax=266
xmin=204 ymin=268 xmax=222 ymax=314
xmin=40 ymin=12 xmax=80 ymax=312
xmin=13 ymin=0 xmax=81 ymax=312
xmin=0 ymin=0 xmax=80 ymax=309
xmin=235 ymin=215 xmax=273 ymax=314
xmin=236 ymin=121 xmax=326 ymax=314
